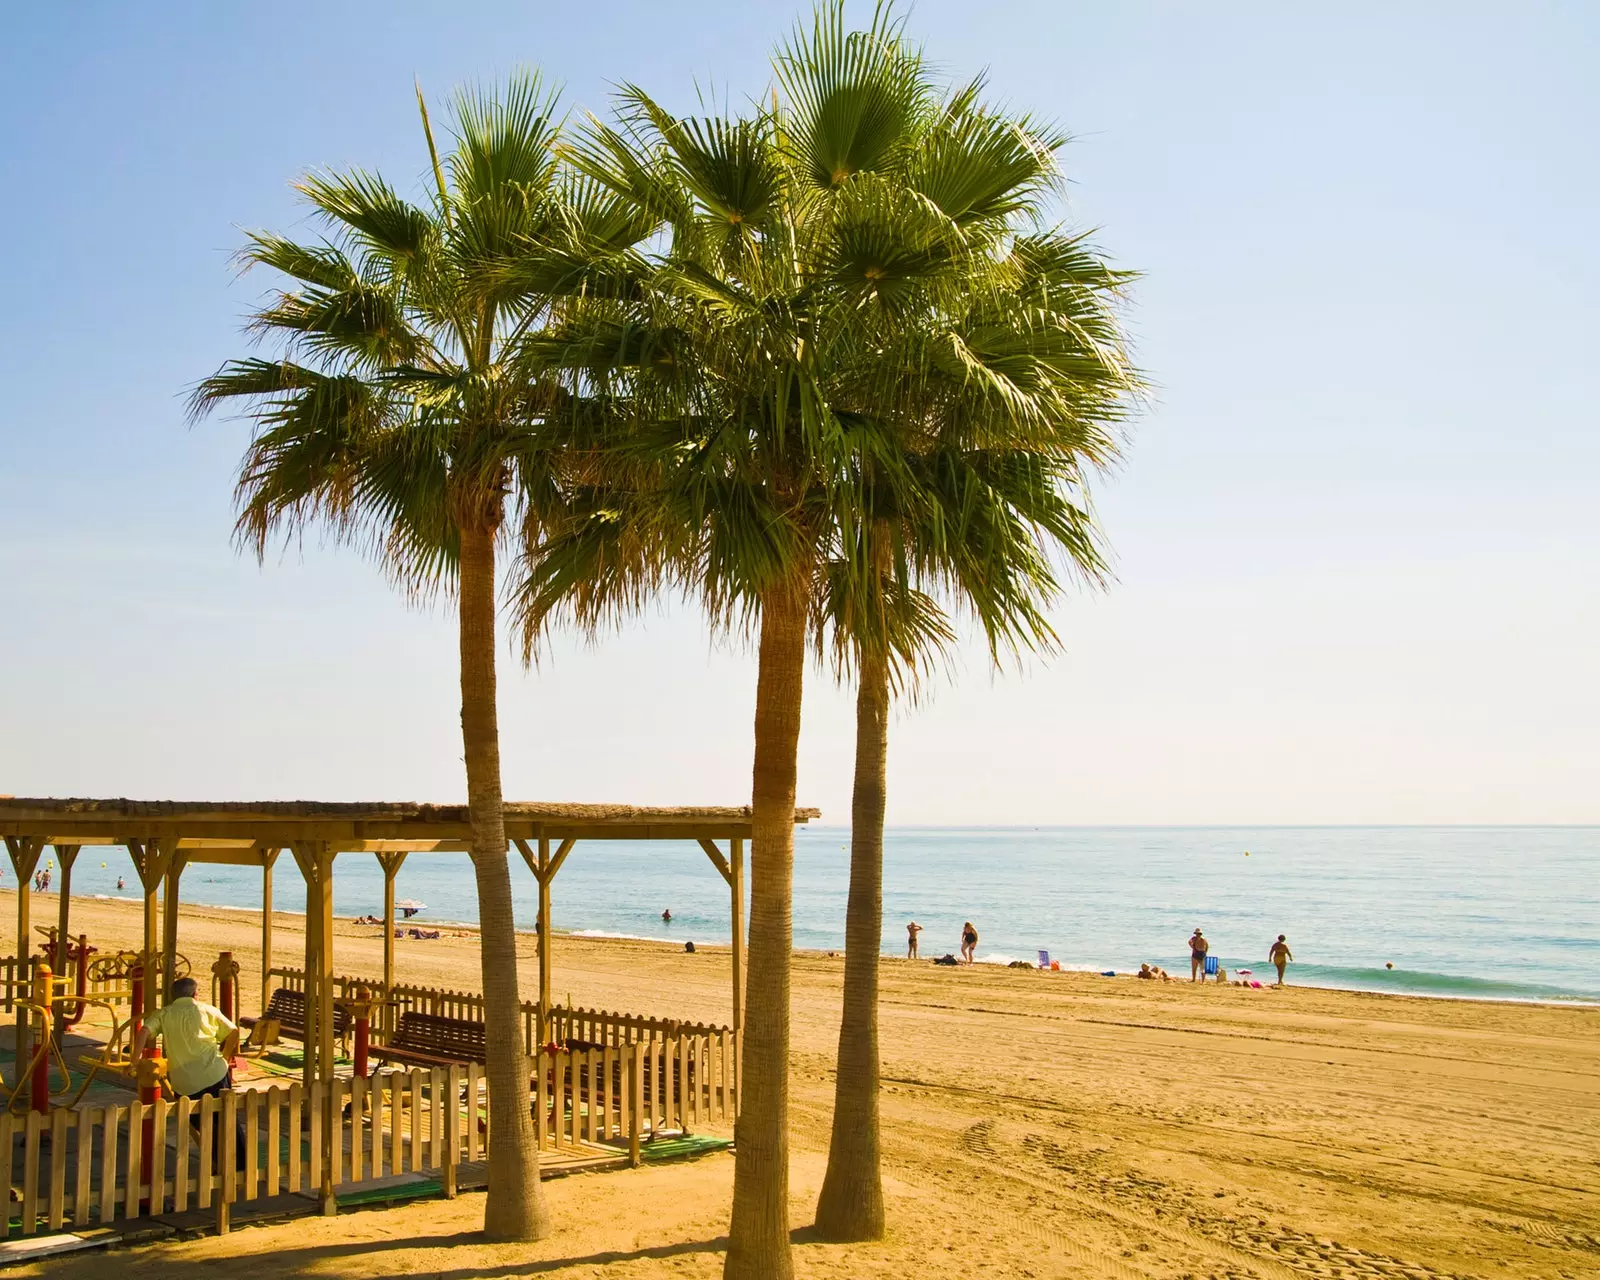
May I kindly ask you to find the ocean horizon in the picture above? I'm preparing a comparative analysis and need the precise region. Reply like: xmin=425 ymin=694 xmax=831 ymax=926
xmin=34 ymin=824 xmax=1600 ymax=1007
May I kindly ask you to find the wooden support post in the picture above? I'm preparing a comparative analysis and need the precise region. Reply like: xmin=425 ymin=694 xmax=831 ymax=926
xmin=4 ymin=837 xmax=44 ymax=1074
xmin=730 ymin=836 xmax=745 ymax=1041
xmin=376 ymin=851 xmax=407 ymax=1038
xmin=128 ymin=838 xmax=175 ymax=1017
xmin=162 ymin=856 xmax=184 ymax=1003
xmin=536 ymin=837 xmax=552 ymax=1045
xmin=52 ymin=845 xmax=80 ymax=1041
xmin=260 ymin=850 xmax=278 ymax=1017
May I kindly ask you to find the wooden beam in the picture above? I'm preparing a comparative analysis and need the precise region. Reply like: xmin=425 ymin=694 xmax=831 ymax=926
xmin=511 ymin=837 xmax=539 ymax=880
xmin=697 ymin=838 xmax=732 ymax=886
xmin=178 ymin=849 xmax=274 ymax=868
xmin=547 ymin=837 xmax=577 ymax=883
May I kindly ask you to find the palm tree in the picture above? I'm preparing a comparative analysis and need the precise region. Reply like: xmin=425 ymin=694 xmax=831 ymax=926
xmin=511 ymin=6 xmax=1136 ymax=1272
xmin=806 ymin=115 xmax=1145 ymax=1248
xmin=189 ymin=75 xmax=602 ymax=1241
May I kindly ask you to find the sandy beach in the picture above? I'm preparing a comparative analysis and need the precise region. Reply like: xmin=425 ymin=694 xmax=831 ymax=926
xmin=6 ymin=890 xmax=1598 ymax=1279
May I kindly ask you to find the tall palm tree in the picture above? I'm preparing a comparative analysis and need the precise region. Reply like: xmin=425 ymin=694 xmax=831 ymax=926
xmin=511 ymin=6 xmax=1137 ymax=1272
xmin=189 ymin=75 xmax=603 ymax=1241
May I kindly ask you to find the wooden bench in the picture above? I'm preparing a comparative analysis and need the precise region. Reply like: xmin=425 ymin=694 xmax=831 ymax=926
xmin=370 ymin=1011 xmax=487 ymax=1068
xmin=240 ymin=988 xmax=351 ymax=1045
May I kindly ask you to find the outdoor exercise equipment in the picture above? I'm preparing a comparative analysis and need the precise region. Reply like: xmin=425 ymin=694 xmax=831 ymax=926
xmin=2 ymin=960 xmax=165 ymax=1115
xmin=212 ymin=951 xmax=243 ymax=1067
xmin=85 ymin=948 xmax=191 ymax=1037
xmin=34 ymin=925 xmax=96 ymax=1030
xmin=337 ymin=985 xmax=382 ymax=1079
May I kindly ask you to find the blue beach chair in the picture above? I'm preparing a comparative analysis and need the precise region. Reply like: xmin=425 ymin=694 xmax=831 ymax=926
xmin=1204 ymin=955 xmax=1220 ymax=978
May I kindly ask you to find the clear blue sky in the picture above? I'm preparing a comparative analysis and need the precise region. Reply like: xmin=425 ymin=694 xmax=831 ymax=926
xmin=1 ymin=2 xmax=1596 ymax=823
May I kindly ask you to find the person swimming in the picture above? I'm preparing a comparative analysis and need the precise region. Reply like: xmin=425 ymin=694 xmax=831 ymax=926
xmin=661 ymin=908 xmax=672 ymax=923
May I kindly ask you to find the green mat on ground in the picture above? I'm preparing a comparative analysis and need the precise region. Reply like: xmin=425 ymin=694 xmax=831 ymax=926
xmin=641 ymin=1135 xmax=732 ymax=1162
xmin=336 ymin=1177 xmax=442 ymax=1207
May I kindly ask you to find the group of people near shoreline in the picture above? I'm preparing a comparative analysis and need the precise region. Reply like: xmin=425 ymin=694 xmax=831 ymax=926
xmin=907 ymin=919 xmax=1298 ymax=986
xmin=1137 ymin=929 xmax=1296 ymax=987
xmin=904 ymin=919 xmax=981 ymax=964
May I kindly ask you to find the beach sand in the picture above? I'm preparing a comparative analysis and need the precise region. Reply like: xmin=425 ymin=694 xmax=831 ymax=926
xmin=6 ymin=890 xmax=1597 ymax=1279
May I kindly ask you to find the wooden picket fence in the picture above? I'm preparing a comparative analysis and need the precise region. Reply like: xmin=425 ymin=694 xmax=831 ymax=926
xmin=2 ymin=1035 xmax=738 ymax=1239
xmin=1 ymin=1064 xmax=479 ymax=1239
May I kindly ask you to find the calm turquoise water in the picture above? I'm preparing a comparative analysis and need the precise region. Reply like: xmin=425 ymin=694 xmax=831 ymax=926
xmin=43 ymin=826 xmax=1599 ymax=1005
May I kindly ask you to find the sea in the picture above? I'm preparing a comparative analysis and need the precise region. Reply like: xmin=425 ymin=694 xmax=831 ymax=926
xmin=40 ymin=826 xmax=1600 ymax=1006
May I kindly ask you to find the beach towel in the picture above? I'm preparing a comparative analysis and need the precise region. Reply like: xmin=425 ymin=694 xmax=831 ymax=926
xmin=1204 ymin=955 xmax=1220 ymax=976
xmin=932 ymin=954 xmax=959 ymax=966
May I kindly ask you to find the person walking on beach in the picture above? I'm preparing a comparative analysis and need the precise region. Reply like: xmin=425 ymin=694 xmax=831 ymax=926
xmin=1269 ymin=934 xmax=1294 ymax=985
xmin=1189 ymin=929 xmax=1210 ymax=982
xmin=960 ymin=921 xmax=979 ymax=964
xmin=906 ymin=921 xmax=923 ymax=959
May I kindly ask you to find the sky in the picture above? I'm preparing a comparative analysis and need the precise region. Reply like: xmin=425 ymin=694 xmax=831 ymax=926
xmin=1 ymin=1 xmax=1596 ymax=825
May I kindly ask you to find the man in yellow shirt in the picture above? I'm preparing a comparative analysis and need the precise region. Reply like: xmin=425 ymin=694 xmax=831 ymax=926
xmin=133 ymin=976 xmax=245 ymax=1168
xmin=133 ymin=976 xmax=240 ymax=1098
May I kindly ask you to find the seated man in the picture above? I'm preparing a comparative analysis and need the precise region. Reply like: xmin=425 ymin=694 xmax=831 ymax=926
xmin=133 ymin=976 xmax=245 ymax=1167
xmin=133 ymin=975 xmax=240 ymax=1099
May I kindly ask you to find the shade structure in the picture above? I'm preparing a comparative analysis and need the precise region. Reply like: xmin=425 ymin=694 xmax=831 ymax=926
xmin=1 ymin=795 xmax=818 ymax=1072
xmin=2 ymin=796 xmax=817 ymax=1213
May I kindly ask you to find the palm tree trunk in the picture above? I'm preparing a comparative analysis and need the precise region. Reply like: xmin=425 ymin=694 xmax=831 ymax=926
xmin=813 ymin=646 xmax=888 ymax=1239
xmin=459 ymin=518 xmax=549 ymax=1242
xmin=724 ymin=576 xmax=807 ymax=1280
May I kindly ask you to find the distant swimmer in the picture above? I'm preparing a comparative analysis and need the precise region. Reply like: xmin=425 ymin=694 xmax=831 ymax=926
xmin=1268 ymin=934 xmax=1294 ymax=985
xmin=117 ymin=876 xmax=125 ymax=891
xmin=1189 ymin=929 xmax=1210 ymax=982
xmin=661 ymin=909 xmax=672 ymax=923
xmin=960 ymin=921 xmax=979 ymax=965
xmin=906 ymin=920 xmax=923 ymax=959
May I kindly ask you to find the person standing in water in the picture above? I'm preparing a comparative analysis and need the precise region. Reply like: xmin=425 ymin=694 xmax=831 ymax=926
xmin=960 ymin=921 xmax=979 ymax=964
xmin=906 ymin=921 xmax=923 ymax=959
xmin=661 ymin=909 xmax=672 ymax=923
xmin=1269 ymin=934 xmax=1294 ymax=985
xmin=1189 ymin=929 xmax=1210 ymax=982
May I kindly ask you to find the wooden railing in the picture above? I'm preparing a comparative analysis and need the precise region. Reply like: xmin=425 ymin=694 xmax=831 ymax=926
xmin=265 ymin=968 xmax=739 ymax=1110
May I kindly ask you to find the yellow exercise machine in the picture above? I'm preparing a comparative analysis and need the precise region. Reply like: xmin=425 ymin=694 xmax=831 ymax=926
xmin=4 ymin=961 xmax=171 ymax=1115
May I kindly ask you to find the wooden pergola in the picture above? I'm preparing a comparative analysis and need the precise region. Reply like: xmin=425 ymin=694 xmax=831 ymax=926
xmin=0 ymin=798 xmax=818 ymax=1089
